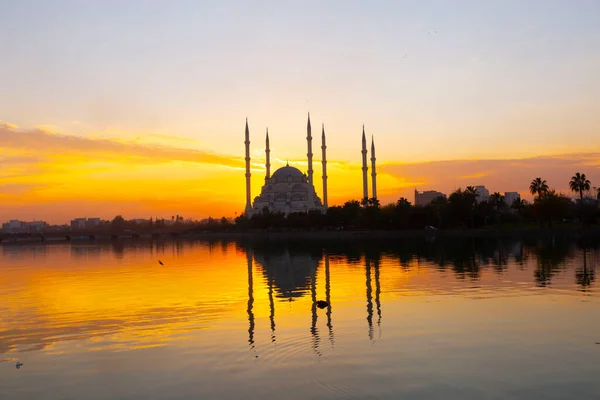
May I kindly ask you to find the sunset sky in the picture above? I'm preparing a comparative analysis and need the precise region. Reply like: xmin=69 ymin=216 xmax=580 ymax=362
xmin=1 ymin=1 xmax=600 ymax=223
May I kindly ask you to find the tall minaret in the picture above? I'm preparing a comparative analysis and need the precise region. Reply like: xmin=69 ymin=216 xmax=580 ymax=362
xmin=265 ymin=128 xmax=271 ymax=182
xmin=307 ymin=113 xmax=314 ymax=187
xmin=244 ymin=119 xmax=252 ymax=214
xmin=371 ymin=135 xmax=377 ymax=200
xmin=361 ymin=125 xmax=369 ymax=202
xmin=321 ymin=123 xmax=328 ymax=209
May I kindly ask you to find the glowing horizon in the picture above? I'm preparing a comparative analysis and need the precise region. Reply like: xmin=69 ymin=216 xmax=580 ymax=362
xmin=1 ymin=1 xmax=600 ymax=222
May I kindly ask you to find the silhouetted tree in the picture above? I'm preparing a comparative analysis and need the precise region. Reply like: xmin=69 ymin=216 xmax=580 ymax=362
xmin=569 ymin=172 xmax=591 ymax=201
xmin=111 ymin=215 xmax=126 ymax=231
xmin=534 ymin=189 xmax=574 ymax=228
xmin=489 ymin=192 xmax=505 ymax=225
xmin=530 ymin=177 xmax=549 ymax=200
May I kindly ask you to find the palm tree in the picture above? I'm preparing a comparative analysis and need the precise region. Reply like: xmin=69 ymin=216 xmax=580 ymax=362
xmin=512 ymin=198 xmax=527 ymax=226
xmin=464 ymin=186 xmax=478 ymax=228
xmin=489 ymin=192 xmax=504 ymax=210
xmin=569 ymin=172 xmax=591 ymax=201
xmin=430 ymin=196 xmax=447 ymax=228
xmin=489 ymin=192 xmax=505 ymax=225
xmin=529 ymin=178 xmax=549 ymax=200
xmin=465 ymin=186 xmax=478 ymax=200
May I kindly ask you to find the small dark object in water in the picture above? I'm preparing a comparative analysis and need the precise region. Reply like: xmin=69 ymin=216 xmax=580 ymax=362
xmin=16 ymin=362 xmax=23 ymax=369
xmin=158 ymin=260 xmax=164 ymax=266
xmin=316 ymin=300 xmax=328 ymax=309
xmin=596 ymin=342 xmax=600 ymax=345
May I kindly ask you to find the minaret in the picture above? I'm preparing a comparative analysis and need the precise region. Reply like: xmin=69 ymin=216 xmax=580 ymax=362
xmin=244 ymin=119 xmax=252 ymax=214
xmin=361 ymin=125 xmax=369 ymax=202
xmin=371 ymin=135 xmax=377 ymax=200
xmin=321 ymin=124 xmax=328 ymax=209
xmin=307 ymin=113 xmax=314 ymax=187
xmin=265 ymin=128 xmax=271 ymax=183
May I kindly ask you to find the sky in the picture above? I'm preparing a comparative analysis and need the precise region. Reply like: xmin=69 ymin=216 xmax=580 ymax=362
xmin=1 ymin=0 xmax=600 ymax=223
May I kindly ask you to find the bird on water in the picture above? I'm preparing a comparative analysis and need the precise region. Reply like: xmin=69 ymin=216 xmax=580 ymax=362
xmin=158 ymin=260 xmax=164 ymax=265
xmin=316 ymin=300 xmax=329 ymax=309
xmin=16 ymin=362 xmax=23 ymax=369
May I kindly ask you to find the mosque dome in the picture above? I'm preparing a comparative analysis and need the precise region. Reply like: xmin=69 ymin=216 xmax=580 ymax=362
xmin=271 ymin=166 xmax=305 ymax=182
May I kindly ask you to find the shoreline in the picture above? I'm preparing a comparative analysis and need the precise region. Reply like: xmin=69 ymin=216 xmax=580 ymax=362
xmin=3 ymin=226 xmax=600 ymax=245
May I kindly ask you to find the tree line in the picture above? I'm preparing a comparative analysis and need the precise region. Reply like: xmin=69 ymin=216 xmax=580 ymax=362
xmin=233 ymin=173 xmax=599 ymax=230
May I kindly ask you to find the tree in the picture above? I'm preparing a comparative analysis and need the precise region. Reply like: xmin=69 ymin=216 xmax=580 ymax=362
xmin=367 ymin=197 xmax=380 ymax=208
xmin=511 ymin=198 xmax=528 ymax=226
xmin=530 ymin=178 xmax=549 ymax=200
xmin=396 ymin=197 xmax=411 ymax=208
xmin=569 ymin=172 xmax=591 ymax=201
xmin=464 ymin=186 xmax=478 ymax=228
xmin=465 ymin=186 xmax=478 ymax=200
xmin=111 ymin=215 xmax=126 ymax=231
xmin=534 ymin=189 xmax=574 ymax=228
xmin=430 ymin=196 xmax=448 ymax=228
xmin=489 ymin=192 xmax=505 ymax=211
xmin=489 ymin=192 xmax=505 ymax=225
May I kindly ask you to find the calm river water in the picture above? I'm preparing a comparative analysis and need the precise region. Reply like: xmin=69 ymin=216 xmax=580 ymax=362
xmin=1 ymin=237 xmax=600 ymax=399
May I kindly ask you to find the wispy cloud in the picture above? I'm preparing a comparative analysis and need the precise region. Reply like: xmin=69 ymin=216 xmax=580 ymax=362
xmin=0 ymin=126 xmax=244 ymax=168
xmin=0 ymin=121 xmax=18 ymax=129
xmin=0 ymin=183 xmax=47 ymax=196
xmin=379 ymin=153 xmax=600 ymax=201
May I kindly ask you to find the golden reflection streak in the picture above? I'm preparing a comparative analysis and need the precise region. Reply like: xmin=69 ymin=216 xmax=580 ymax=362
xmin=246 ymin=248 xmax=255 ymax=351
xmin=268 ymin=274 xmax=276 ymax=344
xmin=325 ymin=253 xmax=334 ymax=347
xmin=310 ymin=263 xmax=321 ymax=356
xmin=366 ymin=257 xmax=373 ymax=341
xmin=374 ymin=256 xmax=382 ymax=339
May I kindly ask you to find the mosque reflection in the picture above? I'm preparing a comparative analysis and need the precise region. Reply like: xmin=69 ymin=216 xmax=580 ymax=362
xmin=238 ymin=236 xmax=599 ymax=354
xmin=244 ymin=243 xmax=387 ymax=355
xmin=0 ymin=236 xmax=598 ymax=361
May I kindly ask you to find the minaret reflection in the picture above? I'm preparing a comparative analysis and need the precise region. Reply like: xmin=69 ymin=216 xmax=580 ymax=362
xmin=325 ymin=253 xmax=334 ymax=346
xmin=310 ymin=264 xmax=322 ymax=356
xmin=373 ymin=256 xmax=382 ymax=338
xmin=365 ymin=257 xmax=374 ymax=341
xmin=268 ymin=275 xmax=276 ymax=343
xmin=246 ymin=248 xmax=255 ymax=350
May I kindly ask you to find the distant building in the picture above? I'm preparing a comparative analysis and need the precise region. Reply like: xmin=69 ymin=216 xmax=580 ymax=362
xmin=70 ymin=217 xmax=105 ymax=230
xmin=70 ymin=218 xmax=87 ymax=231
xmin=504 ymin=192 xmax=520 ymax=206
xmin=414 ymin=189 xmax=447 ymax=206
xmin=474 ymin=185 xmax=490 ymax=203
xmin=27 ymin=221 xmax=47 ymax=232
xmin=1 ymin=220 xmax=48 ymax=233
xmin=86 ymin=218 xmax=101 ymax=228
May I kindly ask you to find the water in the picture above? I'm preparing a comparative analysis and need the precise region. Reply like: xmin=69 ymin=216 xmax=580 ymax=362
xmin=1 ymin=237 xmax=599 ymax=399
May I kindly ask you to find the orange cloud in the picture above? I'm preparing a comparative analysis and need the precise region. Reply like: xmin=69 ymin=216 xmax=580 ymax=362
xmin=0 ymin=126 xmax=245 ymax=168
xmin=379 ymin=154 xmax=600 ymax=204
xmin=0 ymin=121 xmax=18 ymax=129
xmin=2 ymin=125 xmax=599 ymax=223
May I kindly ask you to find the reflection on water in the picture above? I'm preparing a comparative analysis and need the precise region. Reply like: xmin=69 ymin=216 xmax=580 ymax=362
xmin=1 ymin=237 xmax=600 ymax=399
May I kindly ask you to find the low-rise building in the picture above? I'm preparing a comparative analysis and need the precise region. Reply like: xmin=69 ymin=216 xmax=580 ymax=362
xmin=86 ymin=218 xmax=101 ymax=228
xmin=414 ymin=189 xmax=447 ymax=206
xmin=474 ymin=185 xmax=490 ymax=203
xmin=71 ymin=218 xmax=87 ymax=231
xmin=504 ymin=192 xmax=520 ymax=206
xmin=1 ymin=220 xmax=48 ymax=233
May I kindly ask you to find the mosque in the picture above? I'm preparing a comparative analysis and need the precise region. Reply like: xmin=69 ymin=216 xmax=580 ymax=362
xmin=244 ymin=114 xmax=377 ymax=216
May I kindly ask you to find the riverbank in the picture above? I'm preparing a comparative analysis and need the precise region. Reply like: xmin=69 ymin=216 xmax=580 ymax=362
xmin=3 ymin=226 xmax=600 ymax=245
